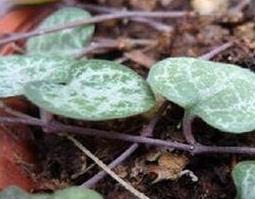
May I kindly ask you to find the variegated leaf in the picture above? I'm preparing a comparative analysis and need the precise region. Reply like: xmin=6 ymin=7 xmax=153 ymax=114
xmin=24 ymin=59 xmax=155 ymax=120
xmin=232 ymin=161 xmax=255 ymax=199
xmin=0 ymin=186 xmax=103 ymax=199
xmin=148 ymin=57 xmax=255 ymax=133
xmin=26 ymin=7 xmax=95 ymax=57
xmin=0 ymin=55 xmax=76 ymax=98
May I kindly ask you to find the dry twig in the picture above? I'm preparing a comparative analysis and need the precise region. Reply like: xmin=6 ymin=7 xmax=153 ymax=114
xmin=67 ymin=135 xmax=150 ymax=199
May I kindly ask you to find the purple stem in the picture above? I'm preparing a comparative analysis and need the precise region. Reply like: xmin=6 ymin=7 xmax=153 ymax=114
xmin=82 ymin=143 xmax=138 ymax=188
xmin=182 ymin=111 xmax=196 ymax=145
xmin=81 ymin=3 xmax=173 ymax=32
xmin=0 ymin=116 xmax=191 ymax=151
xmin=0 ymin=11 xmax=194 ymax=46
xmin=40 ymin=108 xmax=53 ymax=133
xmin=199 ymin=42 xmax=233 ymax=60
xmin=1 ymin=115 xmax=255 ymax=155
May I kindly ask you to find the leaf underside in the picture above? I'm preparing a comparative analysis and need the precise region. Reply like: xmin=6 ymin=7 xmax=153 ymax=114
xmin=26 ymin=7 xmax=95 ymax=57
xmin=232 ymin=161 xmax=255 ymax=199
xmin=0 ymin=186 xmax=103 ymax=199
xmin=0 ymin=55 xmax=76 ymax=98
xmin=24 ymin=59 xmax=155 ymax=121
xmin=148 ymin=57 xmax=255 ymax=133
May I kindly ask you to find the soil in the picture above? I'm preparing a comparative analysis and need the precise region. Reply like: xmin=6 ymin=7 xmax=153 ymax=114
xmin=4 ymin=0 xmax=255 ymax=198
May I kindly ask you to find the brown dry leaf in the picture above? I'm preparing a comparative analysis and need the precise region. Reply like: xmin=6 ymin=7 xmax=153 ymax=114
xmin=130 ymin=150 xmax=189 ymax=184
xmin=0 ymin=89 xmax=67 ymax=192
xmin=114 ymin=165 xmax=129 ymax=178
xmin=0 ymin=126 xmax=38 ymax=191
xmin=124 ymin=50 xmax=156 ymax=69
xmin=0 ymin=6 xmax=51 ymax=55
xmin=146 ymin=152 xmax=189 ymax=183
xmin=0 ymin=98 xmax=39 ymax=191
xmin=235 ymin=22 xmax=255 ymax=50
xmin=0 ymin=7 xmax=53 ymax=191
xmin=130 ymin=158 xmax=147 ymax=185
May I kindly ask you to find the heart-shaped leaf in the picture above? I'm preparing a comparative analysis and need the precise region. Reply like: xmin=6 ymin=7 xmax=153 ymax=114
xmin=53 ymin=186 xmax=103 ymax=199
xmin=148 ymin=57 xmax=255 ymax=133
xmin=0 ymin=55 xmax=77 ymax=98
xmin=26 ymin=7 xmax=95 ymax=57
xmin=24 ymin=59 xmax=155 ymax=120
xmin=232 ymin=161 xmax=255 ymax=199
xmin=0 ymin=186 xmax=103 ymax=199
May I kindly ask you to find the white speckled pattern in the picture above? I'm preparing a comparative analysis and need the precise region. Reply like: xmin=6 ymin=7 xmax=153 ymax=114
xmin=25 ymin=59 xmax=155 ymax=121
xmin=148 ymin=57 xmax=255 ymax=133
xmin=26 ymin=7 xmax=95 ymax=57
xmin=0 ymin=55 xmax=75 ymax=97
xmin=233 ymin=161 xmax=255 ymax=199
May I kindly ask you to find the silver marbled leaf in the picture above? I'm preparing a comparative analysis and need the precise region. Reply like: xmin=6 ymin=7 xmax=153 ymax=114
xmin=24 ymin=59 xmax=155 ymax=120
xmin=26 ymin=7 xmax=95 ymax=57
xmin=0 ymin=186 xmax=103 ymax=199
xmin=0 ymin=55 xmax=76 ymax=98
xmin=232 ymin=161 xmax=255 ymax=199
xmin=148 ymin=57 xmax=255 ymax=133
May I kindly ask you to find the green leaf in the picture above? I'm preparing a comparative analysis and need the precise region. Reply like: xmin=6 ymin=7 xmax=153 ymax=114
xmin=24 ymin=59 xmax=155 ymax=120
xmin=0 ymin=186 xmax=31 ymax=199
xmin=147 ymin=57 xmax=255 ymax=133
xmin=26 ymin=7 xmax=95 ymax=57
xmin=232 ymin=161 xmax=255 ymax=199
xmin=0 ymin=186 xmax=103 ymax=199
xmin=0 ymin=55 xmax=77 ymax=98
xmin=53 ymin=187 xmax=103 ymax=199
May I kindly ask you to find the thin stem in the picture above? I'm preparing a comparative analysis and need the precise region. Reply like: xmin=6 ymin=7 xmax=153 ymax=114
xmin=0 ymin=11 xmax=194 ymax=46
xmin=0 ymin=116 xmax=192 ymax=150
xmin=1 ymin=116 xmax=255 ymax=155
xmin=82 ymin=4 xmax=173 ymax=32
xmin=0 ymin=101 xmax=34 ymax=119
xmin=193 ymin=145 xmax=255 ymax=155
xmin=199 ymin=42 xmax=234 ymax=60
xmin=82 ymin=143 xmax=138 ymax=188
xmin=39 ymin=108 xmax=53 ymax=133
xmin=74 ymin=38 xmax=156 ymax=58
xmin=182 ymin=111 xmax=196 ymax=145
xmin=74 ymin=42 xmax=118 ymax=58
xmin=68 ymin=136 xmax=149 ymax=199
xmin=0 ymin=116 xmax=44 ymax=126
